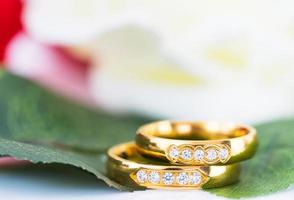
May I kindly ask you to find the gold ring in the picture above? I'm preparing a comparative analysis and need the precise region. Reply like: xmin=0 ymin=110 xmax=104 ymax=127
xmin=107 ymin=142 xmax=241 ymax=189
xmin=136 ymin=121 xmax=257 ymax=165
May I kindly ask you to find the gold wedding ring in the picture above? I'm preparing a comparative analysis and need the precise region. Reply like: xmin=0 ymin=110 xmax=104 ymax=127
xmin=107 ymin=142 xmax=241 ymax=189
xmin=136 ymin=121 xmax=257 ymax=165
xmin=107 ymin=120 xmax=257 ymax=190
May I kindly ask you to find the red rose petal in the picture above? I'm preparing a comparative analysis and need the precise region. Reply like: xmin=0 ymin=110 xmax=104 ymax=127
xmin=0 ymin=0 xmax=23 ymax=63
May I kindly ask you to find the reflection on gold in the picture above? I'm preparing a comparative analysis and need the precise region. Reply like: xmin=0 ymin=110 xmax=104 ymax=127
xmin=210 ymin=166 xmax=227 ymax=176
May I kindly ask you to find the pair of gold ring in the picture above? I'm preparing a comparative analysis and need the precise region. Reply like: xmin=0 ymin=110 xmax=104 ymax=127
xmin=107 ymin=121 xmax=258 ymax=189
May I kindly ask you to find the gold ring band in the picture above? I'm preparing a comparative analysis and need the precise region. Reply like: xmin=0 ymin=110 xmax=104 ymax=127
xmin=136 ymin=121 xmax=257 ymax=165
xmin=107 ymin=142 xmax=241 ymax=189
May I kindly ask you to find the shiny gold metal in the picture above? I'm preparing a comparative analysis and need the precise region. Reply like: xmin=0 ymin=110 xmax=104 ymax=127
xmin=107 ymin=142 xmax=240 ymax=190
xmin=136 ymin=121 xmax=257 ymax=165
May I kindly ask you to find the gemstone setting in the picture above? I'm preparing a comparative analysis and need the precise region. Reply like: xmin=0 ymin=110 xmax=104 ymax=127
xmin=166 ymin=144 xmax=231 ymax=164
xmin=176 ymin=172 xmax=189 ymax=185
xmin=162 ymin=172 xmax=174 ymax=185
xmin=194 ymin=148 xmax=204 ymax=161
xmin=136 ymin=169 xmax=148 ymax=183
xmin=148 ymin=171 xmax=160 ymax=184
xmin=219 ymin=147 xmax=229 ymax=161
xmin=205 ymin=148 xmax=218 ymax=162
xmin=180 ymin=148 xmax=193 ymax=161
xmin=190 ymin=172 xmax=201 ymax=185
xmin=168 ymin=145 xmax=179 ymax=160
xmin=133 ymin=169 xmax=205 ymax=187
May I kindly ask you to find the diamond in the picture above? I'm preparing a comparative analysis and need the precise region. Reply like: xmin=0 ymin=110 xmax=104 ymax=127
xmin=218 ymin=148 xmax=229 ymax=160
xmin=190 ymin=172 xmax=201 ymax=185
xmin=136 ymin=169 xmax=147 ymax=183
xmin=180 ymin=149 xmax=193 ymax=161
xmin=168 ymin=146 xmax=179 ymax=160
xmin=194 ymin=148 xmax=204 ymax=161
xmin=162 ymin=172 xmax=174 ymax=185
xmin=206 ymin=148 xmax=218 ymax=161
xmin=176 ymin=172 xmax=189 ymax=185
xmin=148 ymin=171 xmax=160 ymax=184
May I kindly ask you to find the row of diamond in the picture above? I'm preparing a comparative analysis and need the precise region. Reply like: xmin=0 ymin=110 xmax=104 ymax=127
xmin=167 ymin=144 xmax=231 ymax=164
xmin=134 ymin=169 xmax=203 ymax=186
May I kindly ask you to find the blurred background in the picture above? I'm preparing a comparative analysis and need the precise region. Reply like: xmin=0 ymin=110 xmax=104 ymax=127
xmin=1 ymin=0 xmax=294 ymax=123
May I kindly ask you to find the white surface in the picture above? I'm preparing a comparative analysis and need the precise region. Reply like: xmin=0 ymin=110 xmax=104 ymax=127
xmin=0 ymin=166 xmax=293 ymax=200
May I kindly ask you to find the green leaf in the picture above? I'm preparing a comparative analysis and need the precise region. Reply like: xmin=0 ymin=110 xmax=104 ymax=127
xmin=0 ymin=137 xmax=128 ymax=190
xmin=0 ymin=72 xmax=150 ymax=152
xmin=0 ymin=72 xmax=293 ymax=198
xmin=208 ymin=119 xmax=294 ymax=198
xmin=0 ymin=72 xmax=150 ymax=191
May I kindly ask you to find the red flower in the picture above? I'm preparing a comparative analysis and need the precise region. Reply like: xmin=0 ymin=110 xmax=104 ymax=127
xmin=0 ymin=0 xmax=23 ymax=63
